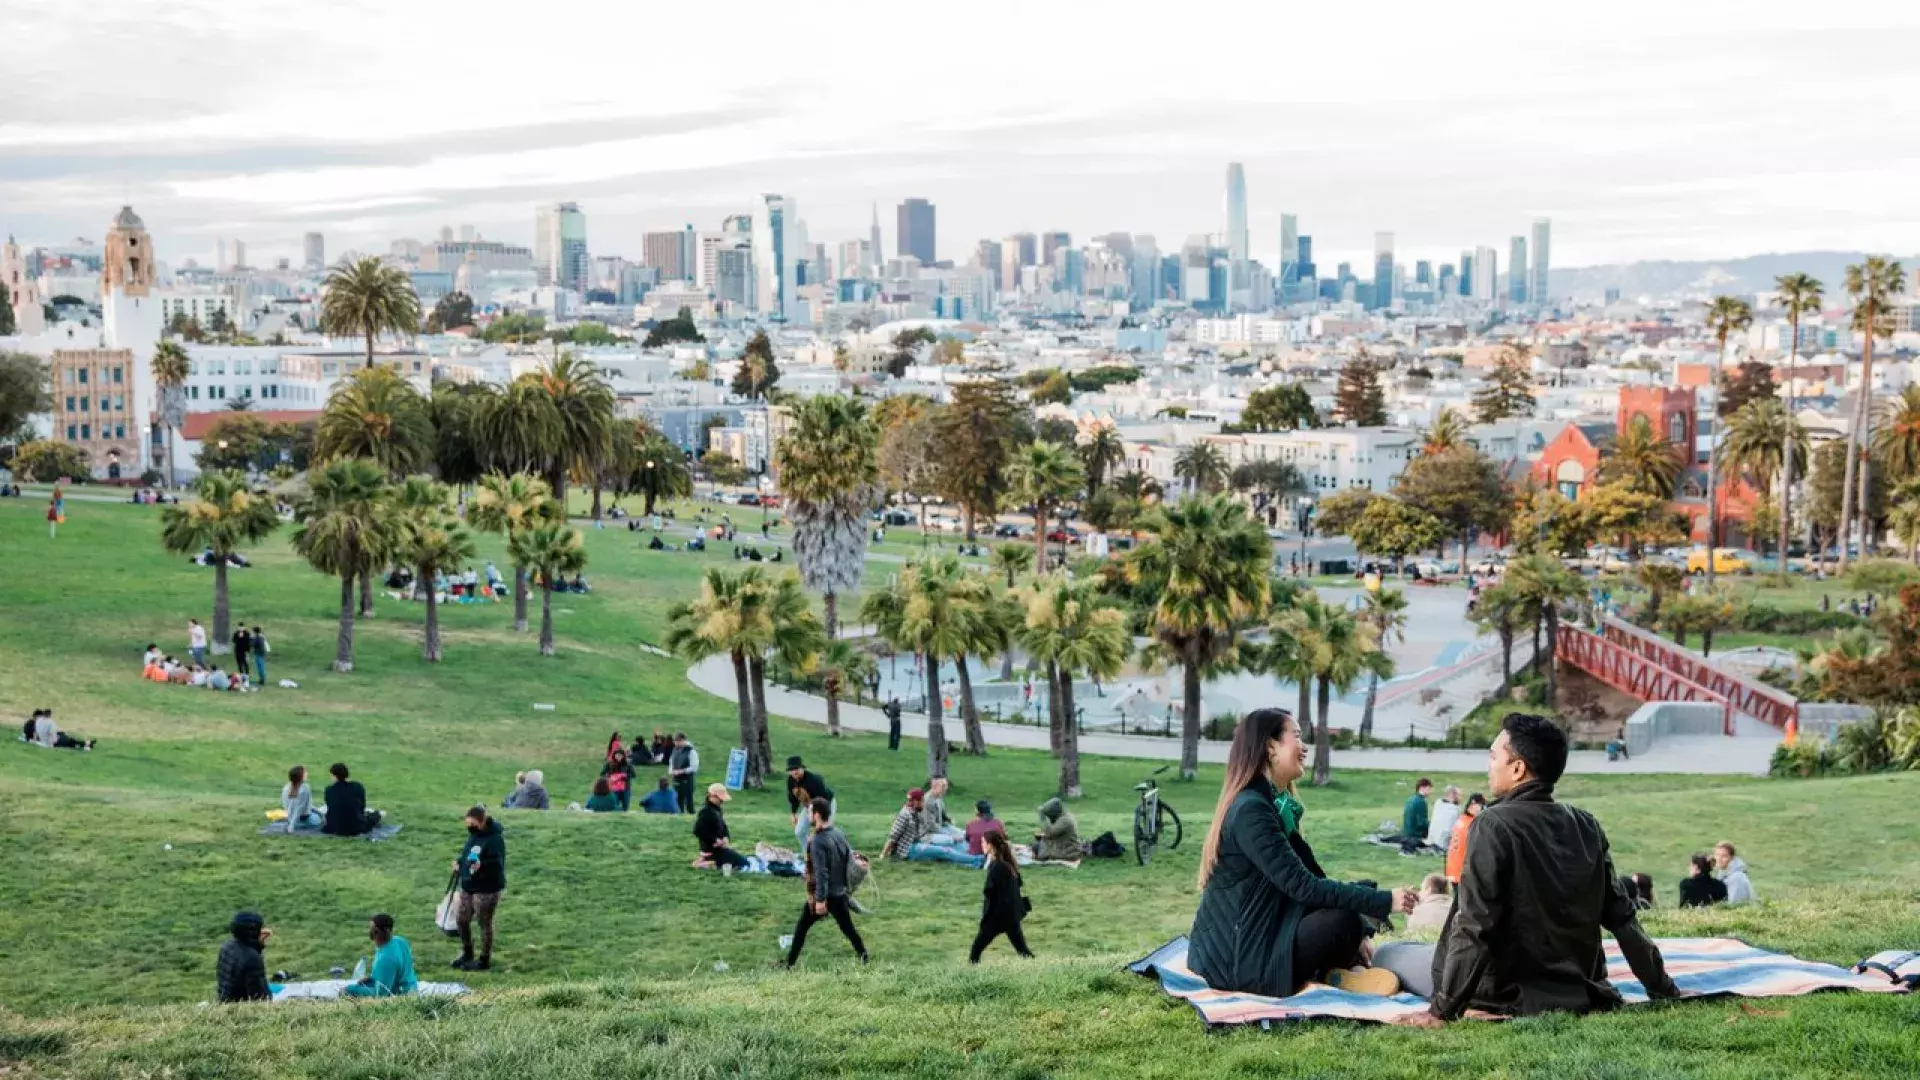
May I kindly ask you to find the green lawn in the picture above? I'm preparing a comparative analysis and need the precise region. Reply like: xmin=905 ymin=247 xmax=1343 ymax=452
xmin=2 ymin=499 xmax=1918 ymax=1078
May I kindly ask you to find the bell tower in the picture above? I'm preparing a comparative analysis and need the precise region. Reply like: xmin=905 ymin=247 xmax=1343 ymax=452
xmin=102 ymin=206 xmax=163 ymax=472
xmin=2 ymin=235 xmax=44 ymax=335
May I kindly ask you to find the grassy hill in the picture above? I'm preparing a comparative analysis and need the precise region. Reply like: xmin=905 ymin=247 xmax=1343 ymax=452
xmin=1 ymin=497 xmax=1917 ymax=1077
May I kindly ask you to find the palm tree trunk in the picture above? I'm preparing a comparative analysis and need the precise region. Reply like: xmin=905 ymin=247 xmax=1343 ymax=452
xmin=423 ymin=566 xmax=443 ymax=662
xmin=750 ymin=656 xmax=772 ymax=774
xmin=925 ymin=658 xmax=948 ymax=779
xmin=1706 ymin=340 xmax=1726 ymax=587
xmin=591 ymin=484 xmax=602 ymax=522
xmin=1179 ymin=655 xmax=1202 ymax=780
xmin=1296 ymin=670 xmax=1311 ymax=733
xmin=539 ymin=584 xmax=555 ymax=656
xmin=1359 ymin=670 xmax=1379 ymax=743
xmin=824 ymin=591 xmax=839 ymax=643
xmin=1531 ymin=616 xmax=1544 ymax=675
xmin=1543 ymin=604 xmax=1559 ymax=708
xmin=1779 ymin=334 xmax=1797 ymax=574
xmin=731 ymin=651 xmax=760 ymax=787
xmin=513 ymin=566 xmax=529 ymax=632
xmin=1034 ymin=503 xmax=1047 ymax=573
xmin=1047 ymin=659 xmax=1063 ymax=754
xmin=358 ymin=571 xmax=375 ymax=619
xmin=1059 ymin=672 xmax=1081 ymax=798
xmin=334 ymin=575 xmax=356 ymax=673
xmin=956 ymin=655 xmax=986 ymax=755
xmin=1312 ymin=676 xmax=1332 ymax=786
xmin=165 ymin=424 xmax=177 ymax=489
xmin=1839 ymin=339 xmax=1870 ymax=572
xmin=363 ymin=329 xmax=375 ymax=370
xmin=212 ymin=558 xmax=232 ymax=652
xmin=999 ymin=641 xmax=1016 ymax=681
xmin=826 ymin=685 xmax=842 ymax=738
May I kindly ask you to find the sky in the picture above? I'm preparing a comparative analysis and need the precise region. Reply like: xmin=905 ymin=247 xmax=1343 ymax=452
xmin=5 ymin=0 xmax=1920 ymax=273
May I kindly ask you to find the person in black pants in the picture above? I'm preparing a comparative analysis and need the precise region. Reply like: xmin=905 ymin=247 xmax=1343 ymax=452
xmin=785 ymin=797 xmax=868 ymax=967
xmin=884 ymin=697 xmax=902 ymax=751
xmin=669 ymin=733 xmax=699 ymax=813
xmin=694 ymin=783 xmax=750 ymax=872
xmin=970 ymin=829 xmax=1034 ymax=962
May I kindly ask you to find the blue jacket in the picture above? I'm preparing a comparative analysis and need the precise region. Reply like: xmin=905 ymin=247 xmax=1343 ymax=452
xmin=639 ymin=787 xmax=680 ymax=814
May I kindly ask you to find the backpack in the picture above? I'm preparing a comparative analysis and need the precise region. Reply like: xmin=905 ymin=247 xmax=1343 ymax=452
xmin=1085 ymin=831 xmax=1124 ymax=859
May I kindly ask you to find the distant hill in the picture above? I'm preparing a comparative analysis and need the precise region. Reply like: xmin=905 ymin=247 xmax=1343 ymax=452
xmin=1550 ymin=251 xmax=1919 ymax=301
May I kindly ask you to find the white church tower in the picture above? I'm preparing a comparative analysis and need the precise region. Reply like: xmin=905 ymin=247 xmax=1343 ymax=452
xmin=2 ymin=235 xmax=45 ymax=335
xmin=101 ymin=206 xmax=163 ymax=472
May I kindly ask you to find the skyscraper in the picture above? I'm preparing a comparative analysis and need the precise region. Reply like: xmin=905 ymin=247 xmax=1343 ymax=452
xmin=975 ymin=239 xmax=1003 ymax=289
xmin=753 ymin=194 xmax=801 ymax=321
xmin=1372 ymin=232 xmax=1394 ymax=310
xmin=1296 ymin=235 xmax=1315 ymax=282
xmin=1278 ymin=214 xmax=1299 ymax=285
xmin=897 ymin=198 xmax=936 ymax=264
xmin=644 ymin=231 xmax=689 ymax=280
xmin=1508 ymin=236 xmax=1529 ymax=305
xmin=1225 ymin=163 xmax=1249 ymax=288
xmin=535 ymin=202 xmax=588 ymax=291
xmin=1529 ymin=218 xmax=1551 ymax=305
xmin=1472 ymin=246 xmax=1499 ymax=302
xmin=1458 ymin=251 xmax=1474 ymax=297
xmin=303 ymin=232 xmax=325 ymax=271
xmin=870 ymin=204 xmax=884 ymax=270
xmin=1041 ymin=232 xmax=1070 ymax=266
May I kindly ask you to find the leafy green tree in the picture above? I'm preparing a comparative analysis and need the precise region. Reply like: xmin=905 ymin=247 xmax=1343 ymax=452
xmin=1173 ymin=442 xmax=1229 ymax=494
xmin=510 ymin=523 xmax=588 ymax=656
xmin=319 ymin=256 xmax=421 ymax=368
xmin=1242 ymin=384 xmax=1318 ymax=432
xmin=1599 ymin=415 xmax=1684 ymax=498
xmin=731 ymin=330 xmax=781 ymax=400
xmin=395 ymin=477 xmax=476 ymax=662
xmin=628 ymin=430 xmax=692 ymax=515
xmin=862 ymin=555 xmax=982 ymax=778
xmin=1394 ymin=446 xmax=1512 ymax=571
xmin=469 ymin=472 xmax=557 ymax=633
xmin=932 ymin=380 xmax=1020 ymax=539
xmin=1719 ymin=360 xmax=1777 ymax=417
xmin=564 ymin=322 xmax=621 ymax=346
xmin=12 ymin=439 xmax=87 ymax=482
xmin=429 ymin=382 xmax=496 ymax=489
xmin=1775 ymin=272 xmax=1824 ymax=564
xmin=1129 ymin=495 xmax=1272 ymax=778
xmin=1348 ymin=497 xmax=1446 ymax=571
xmin=528 ymin=352 xmax=615 ymax=509
xmin=1028 ymin=370 xmax=1072 ymax=405
xmin=315 ymin=365 xmax=435 ymax=477
xmin=1471 ymin=346 xmax=1536 ymax=422
xmin=428 ymin=291 xmax=475 ymax=332
xmin=775 ymin=394 xmax=882 ymax=639
xmin=884 ymin=326 xmax=937 ymax=378
xmin=1010 ymin=440 xmax=1085 ymax=570
xmin=1422 ymin=407 xmax=1469 ymax=455
xmin=159 ymin=470 xmax=279 ymax=650
xmin=1314 ymin=488 xmax=1379 ymax=538
xmin=0 ymin=281 xmax=14 ymax=335
xmin=1704 ymin=295 xmax=1754 ymax=578
xmin=701 ymin=451 xmax=748 ymax=487
xmin=482 ymin=313 xmax=547 ymax=344
xmin=1812 ymin=440 xmax=1886 ymax=553
xmin=292 ymin=459 xmax=396 ymax=672
xmin=642 ymin=306 xmax=705 ymax=348
xmin=1017 ymin=576 xmax=1129 ymax=797
xmin=665 ymin=567 xmax=773 ymax=787
xmin=1228 ymin=459 xmax=1306 ymax=512
xmin=0 ymin=351 xmax=52 ymax=445
xmin=1334 ymin=353 xmax=1388 ymax=426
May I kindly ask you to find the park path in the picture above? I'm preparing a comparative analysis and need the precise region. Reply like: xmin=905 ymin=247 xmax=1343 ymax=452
xmin=682 ymin=655 xmax=1776 ymax=775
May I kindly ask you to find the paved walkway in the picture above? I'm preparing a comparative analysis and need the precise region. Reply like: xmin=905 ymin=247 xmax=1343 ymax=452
xmin=683 ymin=655 xmax=1777 ymax=775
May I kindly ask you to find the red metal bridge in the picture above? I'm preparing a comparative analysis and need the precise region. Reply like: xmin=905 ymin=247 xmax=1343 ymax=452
xmin=1554 ymin=617 xmax=1800 ymax=736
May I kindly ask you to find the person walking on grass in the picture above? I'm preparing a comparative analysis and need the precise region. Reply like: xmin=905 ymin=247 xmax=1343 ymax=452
xmin=250 ymin=625 xmax=269 ymax=684
xmin=47 ymin=486 xmax=63 ymax=539
xmin=785 ymin=797 xmax=869 ymax=968
xmin=669 ymin=732 xmax=699 ymax=813
xmin=451 ymin=805 xmax=506 ymax=971
xmin=189 ymin=618 xmax=208 ymax=667
xmin=969 ymin=829 xmax=1034 ymax=963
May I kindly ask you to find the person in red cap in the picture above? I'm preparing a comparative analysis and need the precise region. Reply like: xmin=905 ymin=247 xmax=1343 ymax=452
xmin=881 ymin=788 xmax=983 ymax=867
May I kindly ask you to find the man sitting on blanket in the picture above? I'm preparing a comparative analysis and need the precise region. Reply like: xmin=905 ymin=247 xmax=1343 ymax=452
xmin=1396 ymin=713 xmax=1679 ymax=1027
xmin=343 ymin=913 xmax=418 ymax=998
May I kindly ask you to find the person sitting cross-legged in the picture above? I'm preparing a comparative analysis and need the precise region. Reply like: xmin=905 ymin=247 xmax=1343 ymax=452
xmin=343 ymin=913 xmax=418 ymax=998
xmin=639 ymin=775 xmax=680 ymax=814
xmin=1032 ymin=798 xmax=1080 ymax=862
xmin=881 ymin=788 xmax=984 ymax=867
xmin=694 ymin=783 xmax=751 ymax=873
xmin=1392 ymin=714 xmax=1680 ymax=1027
xmin=583 ymin=776 xmax=621 ymax=812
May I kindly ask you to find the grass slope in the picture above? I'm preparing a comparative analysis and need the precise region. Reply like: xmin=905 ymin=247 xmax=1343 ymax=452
xmin=2 ymin=499 xmax=1917 ymax=1077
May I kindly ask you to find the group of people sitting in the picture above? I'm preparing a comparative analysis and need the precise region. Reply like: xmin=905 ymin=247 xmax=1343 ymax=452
xmin=19 ymin=709 xmax=96 ymax=750
xmin=875 ymin=778 xmax=1082 ymax=868
xmin=497 ymin=732 xmax=695 ymax=816
xmin=142 ymin=644 xmax=258 ymax=692
xmin=384 ymin=563 xmax=507 ymax=603
xmin=730 ymin=545 xmax=782 ymax=562
xmin=279 ymin=763 xmax=384 ymax=836
xmin=216 ymin=911 xmax=419 ymax=1002
xmin=1189 ymin=709 xmax=1684 ymax=1025
xmin=1678 ymin=843 xmax=1757 ymax=907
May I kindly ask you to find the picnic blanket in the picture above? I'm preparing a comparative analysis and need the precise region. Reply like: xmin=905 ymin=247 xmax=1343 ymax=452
xmin=1129 ymin=936 xmax=1909 ymax=1028
xmin=272 ymin=980 xmax=467 ymax=1002
xmin=1011 ymin=843 xmax=1080 ymax=869
xmin=1856 ymin=950 xmax=1920 ymax=990
xmin=260 ymin=821 xmax=404 ymax=842
xmin=689 ymin=854 xmax=802 ymax=876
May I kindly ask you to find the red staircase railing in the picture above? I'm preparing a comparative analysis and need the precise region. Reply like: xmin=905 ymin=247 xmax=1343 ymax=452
xmin=1596 ymin=618 xmax=1799 ymax=732
xmin=1555 ymin=624 xmax=1734 ymax=734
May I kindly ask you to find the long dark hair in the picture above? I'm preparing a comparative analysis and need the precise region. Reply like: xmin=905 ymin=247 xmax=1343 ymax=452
xmin=287 ymin=764 xmax=306 ymax=792
xmin=982 ymin=828 xmax=1019 ymax=880
xmin=1198 ymin=708 xmax=1296 ymax=888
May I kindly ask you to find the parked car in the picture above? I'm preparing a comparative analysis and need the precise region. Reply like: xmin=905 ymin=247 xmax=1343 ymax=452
xmin=738 ymin=492 xmax=761 ymax=506
xmin=883 ymin=509 xmax=915 ymax=527
xmin=1685 ymin=547 xmax=1751 ymax=575
xmin=993 ymin=522 xmax=1023 ymax=538
xmin=1046 ymin=526 xmax=1081 ymax=543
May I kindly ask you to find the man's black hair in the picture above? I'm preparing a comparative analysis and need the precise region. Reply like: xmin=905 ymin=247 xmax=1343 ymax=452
xmin=330 ymin=762 xmax=350 ymax=780
xmin=1501 ymin=713 xmax=1568 ymax=787
xmin=371 ymin=913 xmax=395 ymax=933
xmin=810 ymin=796 xmax=832 ymax=820
xmin=1689 ymin=853 xmax=1713 ymax=875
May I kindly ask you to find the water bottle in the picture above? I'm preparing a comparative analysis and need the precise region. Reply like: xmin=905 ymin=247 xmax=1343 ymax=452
xmin=351 ymin=956 xmax=368 ymax=982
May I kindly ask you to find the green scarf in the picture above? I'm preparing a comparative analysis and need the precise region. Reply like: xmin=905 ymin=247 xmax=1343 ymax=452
xmin=1274 ymin=790 xmax=1304 ymax=836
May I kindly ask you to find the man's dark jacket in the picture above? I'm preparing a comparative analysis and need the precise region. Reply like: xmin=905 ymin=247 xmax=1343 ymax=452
xmin=1430 ymin=780 xmax=1678 ymax=1019
xmin=322 ymin=779 xmax=370 ymax=836
xmin=787 ymin=770 xmax=834 ymax=814
xmin=693 ymin=801 xmax=730 ymax=855
xmin=215 ymin=925 xmax=270 ymax=1003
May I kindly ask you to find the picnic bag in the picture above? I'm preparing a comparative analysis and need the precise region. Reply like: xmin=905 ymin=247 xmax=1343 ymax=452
xmin=433 ymin=873 xmax=461 ymax=937
xmin=1085 ymin=831 xmax=1125 ymax=859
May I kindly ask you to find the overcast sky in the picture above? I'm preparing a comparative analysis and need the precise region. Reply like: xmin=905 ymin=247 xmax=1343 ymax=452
xmin=5 ymin=1 xmax=1919 ymax=272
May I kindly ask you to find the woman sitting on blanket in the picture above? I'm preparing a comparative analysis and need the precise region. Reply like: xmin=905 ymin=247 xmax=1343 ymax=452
xmin=282 ymin=765 xmax=324 ymax=830
xmin=1188 ymin=708 xmax=1418 ymax=999
xmin=584 ymin=775 xmax=621 ymax=812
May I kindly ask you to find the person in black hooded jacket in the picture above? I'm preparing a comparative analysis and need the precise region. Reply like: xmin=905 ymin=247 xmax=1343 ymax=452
xmin=215 ymin=911 xmax=272 ymax=1003
xmin=1188 ymin=709 xmax=1416 ymax=998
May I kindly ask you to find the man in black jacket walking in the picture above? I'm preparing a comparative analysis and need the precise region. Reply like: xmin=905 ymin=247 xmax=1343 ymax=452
xmin=1399 ymin=714 xmax=1679 ymax=1027
xmin=451 ymin=805 xmax=506 ymax=971
xmin=215 ymin=911 xmax=272 ymax=1003
xmin=784 ymin=797 xmax=868 ymax=967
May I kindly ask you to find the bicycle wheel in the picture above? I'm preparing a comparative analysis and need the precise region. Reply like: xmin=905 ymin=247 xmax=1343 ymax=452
xmin=1133 ymin=803 xmax=1157 ymax=865
xmin=1157 ymin=803 xmax=1183 ymax=851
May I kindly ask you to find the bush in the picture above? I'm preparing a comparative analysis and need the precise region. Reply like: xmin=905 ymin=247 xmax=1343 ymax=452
xmin=1769 ymin=740 xmax=1832 ymax=778
xmin=12 ymin=439 xmax=90 ymax=482
xmin=1844 ymin=559 xmax=1920 ymax=596
xmin=1738 ymin=602 xmax=1863 ymax=634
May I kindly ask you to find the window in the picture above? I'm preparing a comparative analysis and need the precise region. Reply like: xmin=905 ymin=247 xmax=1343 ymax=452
xmin=188 ymin=361 xmax=198 ymax=375
xmin=80 ymin=423 xmax=90 ymax=440
xmin=189 ymin=386 xmax=200 ymax=400
xmin=115 ymin=425 xmax=125 ymax=439
xmin=64 ymin=369 xmax=75 ymax=386
xmin=66 ymin=425 xmax=76 ymax=440
xmin=113 ymin=367 xmax=124 ymax=384
xmin=99 ymin=397 xmax=110 ymax=411
xmin=236 ymin=359 xmax=252 ymax=375
xmin=65 ymin=395 xmax=74 ymax=411
xmin=78 ymin=368 xmax=88 ymax=384
xmin=78 ymin=397 xmax=88 ymax=412
xmin=113 ymin=395 xmax=124 ymax=411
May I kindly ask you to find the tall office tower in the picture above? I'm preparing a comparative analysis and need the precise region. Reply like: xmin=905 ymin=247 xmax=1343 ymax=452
xmin=643 ymin=231 xmax=688 ymax=280
xmin=303 ymin=232 xmax=325 ymax=271
xmin=753 ymin=194 xmax=801 ymax=321
xmin=1372 ymin=232 xmax=1394 ymax=310
xmin=897 ymin=198 xmax=936 ymax=264
xmin=1009 ymin=232 xmax=1038 ymax=267
xmin=869 ymin=203 xmax=884 ymax=269
xmin=1528 ymin=218 xmax=1551 ymax=305
xmin=1472 ymin=246 xmax=1498 ymax=302
xmin=535 ymin=202 xmax=588 ymax=290
xmin=459 ymin=224 xmax=477 ymax=242
xmin=1458 ymin=250 xmax=1475 ymax=296
xmin=438 ymin=226 xmax=455 ymax=243
xmin=723 ymin=214 xmax=752 ymax=236
xmin=1437 ymin=264 xmax=1456 ymax=297
xmin=1415 ymin=260 xmax=1432 ymax=286
xmin=1180 ymin=236 xmax=1212 ymax=308
xmin=1296 ymin=235 xmax=1315 ymax=281
xmin=1225 ymin=163 xmax=1249 ymax=288
xmin=1509 ymin=235 xmax=1529 ymax=305
xmin=216 ymin=237 xmax=229 ymax=272
xmin=975 ymin=239 xmax=1003 ymax=288
xmin=1041 ymin=232 xmax=1070 ymax=266
xmin=231 ymin=240 xmax=248 ymax=270
xmin=1131 ymin=234 xmax=1161 ymax=304
xmin=1278 ymin=214 xmax=1299 ymax=284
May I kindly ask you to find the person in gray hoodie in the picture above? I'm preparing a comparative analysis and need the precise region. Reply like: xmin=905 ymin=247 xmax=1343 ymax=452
xmin=503 ymin=770 xmax=550 ymax=810
xmin=1033 ymin=798 xmax=1080 ymax=861
xmin=783 ymin=797 xmax=869 ymax=967
xmin=1714 ymin=842 xmax=1756 ymax=904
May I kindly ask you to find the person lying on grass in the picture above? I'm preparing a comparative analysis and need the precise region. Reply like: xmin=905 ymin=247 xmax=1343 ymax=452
xmin=1189 ymin=708 xmax=1417 ymax=1000
xmin=1393 ymin=713 xmax=1680 ymax=1027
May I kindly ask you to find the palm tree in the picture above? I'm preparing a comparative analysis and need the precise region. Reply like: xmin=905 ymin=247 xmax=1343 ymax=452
xmin=1704 ymin=296 xmax=1753 ymax=583
xmin=315 ymin=365 xmax=435 ymax=477
xmin=991 ymin=542 xmax=1036 ymax=589
xmin=159 ymin=470 xmax=278 ymax=651
xmin=1422 ymin=407 xmax=1469 ymax=456
xmin=630 ymin=431 xmax=692 ymax=516
xmin=1839 ymin=256 xmax=1905 ymax=571
xmin=469 ymin=472 xmax=557 ymax=633
xmin=528 ymin=352 xmax=616 ymax=512
xmin=1721 ymin=399 xmax=1809 ymax=552
xmin=773 ymin=394 xmax=882 ymax=640
xmin=396 ymin=476 xmax=476 ymax=662
xmin=1076 ymin=421 xmax=1126 ymax=495
xmin=1358 ymin=587 xmax=1409 ymax=741
xmin=813 ymin=638 xmax=878 ymax=738
xmin=1272 ymin=593 xmax=1375 ymax=786
xmin=319 ymin=256 xmax=421 ymax=369
xmin=1110 ymin=470 xmax=1163 ymax=543
xmin=509 ymin=523 xmax=587 ymax=657
xmin=1312 ymin=608 xmax=1382 ymax=786
xmin=1774 ymin=272 xmax=1823 ymax=566
xmin=666 ymin=567 xmax=773 ymax=787
xmin=1009 ymin=440 xmax=1085 ymax=572
xmin=1261 ymin=591 xmax=1320 ymax=739
xmin=1129 ymin=494 xmax=1272 ymax=778
xmin=150 ymin=342 xmax=190 ymax=488
xmin=1173 ymin=442 xmax=1230 ymax=494
xmin=1599 ymin=415 xmax=1684 ymax=498
xmin=430 ymin=382 xmax=497 ymax=491
xmin=478 ymin=379 xmax=563 ymax=479
xmin=1872 ymin=386 xmax=1920 ymax=486
xmin=1469 ymin=581 xmax=1526 ymax=694
xmin=291 ymin=459 xmax=395 ymax=672
xmin=1017 ymin=576 xmax=1129 ymax=797
xmin=1504 ymin=554 xmax=1584 ymax=706
xmin=1890 ymin=480 xmax=1920 ymax=565
xmin=861 ymin=555 xmax=977 ymax=779
xmin=754 ymin=573 xmax=823 ymax=768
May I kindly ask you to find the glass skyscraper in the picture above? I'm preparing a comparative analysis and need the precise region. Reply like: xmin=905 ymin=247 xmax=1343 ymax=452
xmin=1529 ymin=218 xmax=1551 ymax=305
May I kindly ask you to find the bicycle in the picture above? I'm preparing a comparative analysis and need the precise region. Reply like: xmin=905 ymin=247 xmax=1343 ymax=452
xmin=1133 ymin=765 xmax=1183 ymax=865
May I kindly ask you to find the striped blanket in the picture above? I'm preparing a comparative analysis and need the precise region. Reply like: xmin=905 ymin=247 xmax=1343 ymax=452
xmin=1129 ymin=936 xmax=1908 ymax=1027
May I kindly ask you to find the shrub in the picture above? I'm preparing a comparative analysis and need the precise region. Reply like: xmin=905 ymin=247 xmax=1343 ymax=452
xmin=1844 ymin=559 xmax=1920 ymax=596
xmin=12 ymin=439 xmax=90 ymax=482
xmin=1832 ymin=713 xmax=1893 ymax=774
xmin=1769 ymin=740 xmax=1832 ymax=778
xmin=1737 ymin=602 xmax=1862 ymax=634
